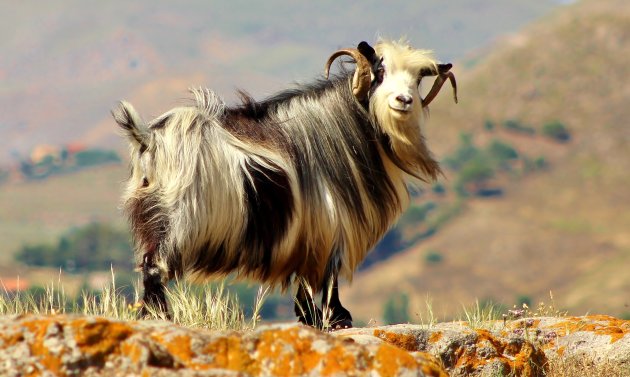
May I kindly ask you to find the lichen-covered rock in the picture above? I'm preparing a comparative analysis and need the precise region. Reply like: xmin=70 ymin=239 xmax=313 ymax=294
xmin=336 ymin=323 xmax=546 ymax=376
xmin=1 ymin=314 xmax=627 ymax=376
xmin=506 ymin=315 xmax=630 ymax=368
xmin=0 ymin=314 xmax=445 ymax=376
xmin=335 ymin=315 xmax=630 ymax=377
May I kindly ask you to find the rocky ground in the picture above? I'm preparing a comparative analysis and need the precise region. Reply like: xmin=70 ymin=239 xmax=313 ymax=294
xmin=0 ymin=314 xmax=628 ymax=376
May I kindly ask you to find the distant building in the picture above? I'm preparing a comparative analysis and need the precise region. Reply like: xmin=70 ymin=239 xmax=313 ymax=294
xmin=30 ymin=144 xmax=62 ymax=164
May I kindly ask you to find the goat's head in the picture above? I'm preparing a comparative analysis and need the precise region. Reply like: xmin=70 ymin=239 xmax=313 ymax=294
xmin=325 ymin=40 xmax=457 ymax=116
xmin=325 ymin=40 xmax=457 ymax=180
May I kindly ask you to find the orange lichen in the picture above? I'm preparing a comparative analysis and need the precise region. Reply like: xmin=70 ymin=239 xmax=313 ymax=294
xmin=374 ymin=343 xmax=419 ymax=376
xmin=429 ymin=331 xmax=443 ymax=344
xmin=21 ymin=318 xmax=65 ymax=376
xmin=414 ymin=351 xmax=449 ymax=377
xmin=255 ymin=327 xmax=323 ymax=376
xmin=373 ymin=329 xmax=419 ymax=352
xmin=120 ymin=342 xmax=144 ymax=365
xmin=202 ymin=335 xmax=256 ymax=373
xmin=449 ymin=328 xmax=547 ymax=377
xmin=549 ymin=315 xmax=630 ymax=343
xmin=320 ymin=345 xmax=358 ymax=376
xmin=152 ymin=334 xmax=194 ymax=366
xmin=73 ymin=318 xmax=134 ymax=362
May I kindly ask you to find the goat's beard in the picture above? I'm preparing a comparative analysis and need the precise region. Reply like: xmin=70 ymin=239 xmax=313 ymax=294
xmin=371 ymin=97 xmax=441 ymax=181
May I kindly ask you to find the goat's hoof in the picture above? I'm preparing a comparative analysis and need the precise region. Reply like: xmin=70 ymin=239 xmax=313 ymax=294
xmin=136 ymin=301 xmax=172 ymax=321
xmin=329 ymin=319 xmax=353 ymax=331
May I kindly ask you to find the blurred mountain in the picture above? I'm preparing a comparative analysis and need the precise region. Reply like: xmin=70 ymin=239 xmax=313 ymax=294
xmin=341 ymin=0 xmax=630 ymax=321
xmin=0 ymin=0 xmax=562 ymax=163
xmin=7 ymin=0 xmax=626 ymax=322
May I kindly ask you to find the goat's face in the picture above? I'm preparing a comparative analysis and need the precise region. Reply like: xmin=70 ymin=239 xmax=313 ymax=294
xmin=371 ymin=43 xmax=430 ymax=124
xmin=325 ymin=40 xmax=456 ymax=129
xmin=325 ymin=40 xmax=457 ymax=178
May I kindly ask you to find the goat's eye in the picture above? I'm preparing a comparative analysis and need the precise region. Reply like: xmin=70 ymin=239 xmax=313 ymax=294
xmin=376 ymin=65 xmax=385 ymax=84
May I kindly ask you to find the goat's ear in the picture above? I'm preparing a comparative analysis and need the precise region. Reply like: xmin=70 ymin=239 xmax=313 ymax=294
xmin=420 ymin=63 xmax=453 ymax=77
xmin=357 ymin=41 xmax=378 ymax=65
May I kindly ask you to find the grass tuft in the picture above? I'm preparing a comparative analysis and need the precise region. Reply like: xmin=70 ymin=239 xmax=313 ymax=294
xmin=0 ymin=269 xmax=267 ymax=331
xmin=413 ymin=294 xmax=438 ymax=329
xmin=459 ymin=299 xmax=502 ymax=329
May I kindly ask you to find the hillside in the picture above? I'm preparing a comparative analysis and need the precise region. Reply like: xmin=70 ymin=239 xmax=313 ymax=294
xmin=0 ymin=165 xmax=127 ymax=265
xmin=341 ymin=0 xmax=630 ymax=321
xmin=0 ymin=0 xmax=562 ymax=164
xmin=1 ymin=1 xmax=565 ymax=287
xmin=2 ymin=0 xmax=627 ymax=326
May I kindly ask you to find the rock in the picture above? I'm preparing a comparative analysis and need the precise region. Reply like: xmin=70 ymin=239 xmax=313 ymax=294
xmin=336 ymin=315 xmax=630 ymax=376
xmin=0 ymin=314 xmax=446 ymax=376
xmin=0 ymin=314 xmax=627 ymax=376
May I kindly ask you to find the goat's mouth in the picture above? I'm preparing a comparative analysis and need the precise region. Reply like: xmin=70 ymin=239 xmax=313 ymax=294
xmin=388 ymin=103 xmax=413 ymax=115
xmin=389 ymin=104 xmax=411 ymax=113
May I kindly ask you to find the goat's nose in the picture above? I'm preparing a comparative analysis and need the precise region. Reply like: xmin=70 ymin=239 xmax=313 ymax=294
xmin=396 ymin=94 xmax=413 ymax=105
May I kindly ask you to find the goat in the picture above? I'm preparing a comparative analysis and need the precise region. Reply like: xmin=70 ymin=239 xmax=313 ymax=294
xmin=112 ymin=40 xmax=457 ymax=329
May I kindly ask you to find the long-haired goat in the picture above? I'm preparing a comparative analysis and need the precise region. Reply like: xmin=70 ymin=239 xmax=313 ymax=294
xmin=113 ymin=40 xmax=457 ymax=329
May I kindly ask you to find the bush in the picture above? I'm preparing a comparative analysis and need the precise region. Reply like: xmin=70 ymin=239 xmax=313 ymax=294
xmin=542 ymin=121 xmax=571 ymax=142
xmin=399 ymin=202 xmax=436 ymax=226
xmin=383 ymin=292 xmax=410 ymax=325
xmin=484 ymin=120 xmax=495 ymax=131
xmin=516 ymin=295 xmax=532 ymax=307
xmin=487 ymin=140 xmax=518 ymax=162
xmin=444 ymin=133 xmax=482 ymax=171
xmin=454 ymin=155 xmax=495 ymax=196
xmin=424 ymin=250 xmax=443 ymax=264
xmin=503 ymin=119 xmax=535 ymax=135
xmin=431 ymin=182 xmax=446 ymax=195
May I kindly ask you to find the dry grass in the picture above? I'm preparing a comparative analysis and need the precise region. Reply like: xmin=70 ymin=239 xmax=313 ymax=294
xmin=458 ymin=299 xmax=503 ymax=330
xmin=0 ymin=269 xmax=267 ymax=331
xmin=544 ymin=355 xmax=630 ymax=377
xmin=413 ymin=294 xmax=438 ymax=329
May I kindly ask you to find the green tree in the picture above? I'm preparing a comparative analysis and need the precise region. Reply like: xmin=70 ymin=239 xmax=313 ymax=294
xmin=15 ymin=222 xmax=133 ymax=272
xmin=74 ymin=149 xmax=121 ymax=168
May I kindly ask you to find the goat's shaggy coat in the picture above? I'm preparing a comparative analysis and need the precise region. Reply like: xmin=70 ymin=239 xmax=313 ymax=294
xmin=114 ymin=40 xmax=455 ymax=327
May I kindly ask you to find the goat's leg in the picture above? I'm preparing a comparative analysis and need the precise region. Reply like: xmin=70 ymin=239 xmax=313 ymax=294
xmin=294 ymin=283 xmax=322 ymax=328
xmin=321 ymin=274 xmax=352 ymax=330
xmin=138 ymin=247 xmax=170 ymax=319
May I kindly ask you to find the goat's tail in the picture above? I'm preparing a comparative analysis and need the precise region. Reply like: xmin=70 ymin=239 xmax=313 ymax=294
xmin=112 ymin=101 xmax=149 ymax=150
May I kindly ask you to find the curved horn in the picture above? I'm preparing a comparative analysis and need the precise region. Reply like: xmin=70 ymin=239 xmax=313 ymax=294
xmin=324 ymin=48 xmax=372 ymax=101
xmin=421 ymin=63 xmax=458 ymax=107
